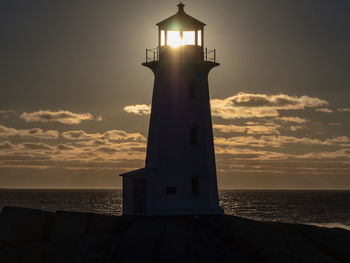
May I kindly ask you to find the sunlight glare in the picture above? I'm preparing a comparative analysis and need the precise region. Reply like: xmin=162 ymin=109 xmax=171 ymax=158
xmin=167 ymin=31 xmax=182 ymax=47
xmin=183 ymin=31 xmax=195 ymax=45
xmin=167 ymin=31 xmax=195 ymax=47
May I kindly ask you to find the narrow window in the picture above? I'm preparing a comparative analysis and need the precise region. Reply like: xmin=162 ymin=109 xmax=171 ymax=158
xmin=190 ymin=127 xmax=198 ymax=146
xmin=188 ymin=81 xmax=196 ymax=99
xmin=197 ymin=30 xmax=202 ymax=46
xmin=192 ymin=176 xmax=199 ymax=196
xmin=166 ymin=186 xmax=176 ymax=195
xmin=160 ymin=30 xmax=165 ymax=46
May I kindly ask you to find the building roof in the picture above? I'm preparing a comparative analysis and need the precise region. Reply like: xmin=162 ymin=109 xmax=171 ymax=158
xmin=119 ymin=167 xmax=154 ymax=177
xmin=156 ymin=3 xmax=206 ymax=30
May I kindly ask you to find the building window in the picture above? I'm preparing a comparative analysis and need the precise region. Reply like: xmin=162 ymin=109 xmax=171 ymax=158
xmin=190 ymin=127 xmax=198 ymax=146
xmin=197 ymin=30 xmax=202 ymax=46
xmin=160 ymin=30 xmax=165 ymax=46
xmin=188 ymin=81 xmax=196 ymax=99
xmin=192 ymin=176 xmax=199 ymax=196
xmin=166 ymin=186 xmax=176 ymax=195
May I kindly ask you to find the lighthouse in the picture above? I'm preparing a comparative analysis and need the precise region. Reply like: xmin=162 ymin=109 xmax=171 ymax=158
xmin=120 ymin=3 xmax=223 ymax=215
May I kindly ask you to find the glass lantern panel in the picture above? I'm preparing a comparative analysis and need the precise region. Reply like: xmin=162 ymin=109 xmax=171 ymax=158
xmin=183 ymin=31 xmax=195 ymax=45
xmin=167 ymin=31 xmax=182 ymax=47
xmin=160 ymin=30 xmax=165 ymax=46
xmin=197 ymin=30 xmax=202 ymax=46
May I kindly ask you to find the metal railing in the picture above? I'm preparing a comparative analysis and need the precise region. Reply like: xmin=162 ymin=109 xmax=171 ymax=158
xmin=204 ymin=48 xmax=216 ymax=62
xmin=144 ymin=47 xmax=216 ymax=63
xmin=145 ymin=47 xmax=159 ymax=62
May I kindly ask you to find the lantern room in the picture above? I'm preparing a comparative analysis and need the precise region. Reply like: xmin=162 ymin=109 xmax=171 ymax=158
xmin=144 ymin=3 xmax=216 ymax=63
xmin=158 ymin=3 xmax=204 ymax=49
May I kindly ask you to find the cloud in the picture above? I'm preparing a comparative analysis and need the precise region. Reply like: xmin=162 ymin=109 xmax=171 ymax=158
xmin=97 ymin=147 xmax=118 ymax=154
xmin=213 ymin=124 xmax=280 ymax=135
xmin=297 ymin=149 xmax=350 ymax=160
xmin=20 ymin=142 xmax=53 ymax=150
xmin=0 ymin=125 xmax=59 ymax=139
xmin=213 ymin=125 xmax=247 ymax=133
xmin=20 ymin=110 xmax=97 ymax=124
xmin=123 ymin=93 xmax=328 ymax=119
xmin=61 ymin=130 xmax=102 ymax=140
xmin=223 ymin=92 xmax=328 ymax=108
xmin=0 ymin=110 xmax=15 ymax=116
xmin=104 ymin=130 xmax=146 ymax=142
xmin=210 ymin=93 xmax=328 ymax=119
xmin=123 ymin=104 xmax=151 ymax=115
xmin=214 ymin=135 xmax=350 ymax=148
xmin=316 ymin=108 xmax=333 ymax=113
xmin=56 ymin=144 xmax=75 ymax=151
xmin=0 ymin=141 xmax=15 ymax=150
xmin=62 ymin=129 xmax=146 ymax=142
xmin=324 ymin=136 xmax=350 ymax=144
xmin=0 ymin=137 xmax=147 ymax=170
xmin=276 ymin=117 xmax=308 ymax=123
xmin=0 ymin=110 xmax=15 ymax=119
xmin=211 ymin=105 xmax=279 ymax=119
xmin=288 ymin=125 xmax=304 ymax=131
xmin=337 ymin=108 xmax=350 ymax=112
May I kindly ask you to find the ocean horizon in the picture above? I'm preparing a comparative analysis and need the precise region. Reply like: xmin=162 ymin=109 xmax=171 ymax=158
xmin=1 ymin=189 xmax=349 ymax=231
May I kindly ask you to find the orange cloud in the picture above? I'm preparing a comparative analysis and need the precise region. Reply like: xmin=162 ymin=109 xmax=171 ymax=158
xmin=123 ymin=104 xmax=151 ymax=115
xmin=210 ymin=93 xmax=328 ymax=119
xmin=0 ymin=141 xmax=15 ymax=150
xmin=315 ymin=108 xmax=333 ymax=113
xmin=123 ymin=93 xmax=328 ymax=119
xmin=0 ymin=125 xmax=59 ymax=139
xmin=62 ymin=129 xmax=146 ymax=142
xmin=20 ymin=110 xmax=97 ymax=124
xmin=213 ymin=124 xmax=280 ymax=135
xmin=61 ymin=130 xmax=102 ymax=140
xmin=337 ymin=108 xmax=350 ymax=112
xmin=214 ymin=135 xmax=350 ymax=148
xmin=276 ymin=117 xmax=308 ymax=123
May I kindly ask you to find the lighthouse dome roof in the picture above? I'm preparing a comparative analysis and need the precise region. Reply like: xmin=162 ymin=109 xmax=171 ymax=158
xmin=156 ymin=3 xmax=206 ymax=30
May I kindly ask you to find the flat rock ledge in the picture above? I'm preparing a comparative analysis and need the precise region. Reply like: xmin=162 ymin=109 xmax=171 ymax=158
xmin=0 ymin=206 xmax=349 ymax=263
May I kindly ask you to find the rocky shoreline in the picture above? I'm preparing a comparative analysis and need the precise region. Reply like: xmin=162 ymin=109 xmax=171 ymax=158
xmin=0 ymin=206 xmax=349 ymax=263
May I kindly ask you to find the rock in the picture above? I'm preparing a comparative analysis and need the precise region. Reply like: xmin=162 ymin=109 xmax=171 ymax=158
xmin=77 ymin=234 xmax=113 ymax=262
xmin=110 ymin=219 xmax=167 ymax=263
xmin=1 ymin=208 xmax=350 ymax=263
xmin=204 ymin=215 xmax=347 ymax=263
xmin=88 ymin=213 xmax=119 ymax=235
xmin=154 ymin=220 xmax=196 ymax=262
xmin=0 ymin=207 xmax=52 ymax=244
xmin=44 ymin=240 xmax=82 ymax=263
xmin=20 ymin=251 xmax=43 ymax=263
xmin=289 ymin=224 xmax=350 ymax=262
xmin=0 ymin=242 xmax=48 ymax=263
xmin=50 ymin=211 xmax=89 ymax=241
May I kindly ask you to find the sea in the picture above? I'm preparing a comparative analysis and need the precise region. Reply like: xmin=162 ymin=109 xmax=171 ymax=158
xmin=0 ymin=189 xmax=349 ymax=230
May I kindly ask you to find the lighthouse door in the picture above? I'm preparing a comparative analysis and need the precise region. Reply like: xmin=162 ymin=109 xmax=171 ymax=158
xmin=133 ymin=178 xmax=146 ymax=213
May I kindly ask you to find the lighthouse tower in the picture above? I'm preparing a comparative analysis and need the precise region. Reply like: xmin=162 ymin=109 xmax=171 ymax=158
xmin=120 ymin=3 xmax=223 ymax=215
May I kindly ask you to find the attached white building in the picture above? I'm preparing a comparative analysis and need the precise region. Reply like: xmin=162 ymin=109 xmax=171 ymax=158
xmin=120 ymin=3 xmax=223 ymax=215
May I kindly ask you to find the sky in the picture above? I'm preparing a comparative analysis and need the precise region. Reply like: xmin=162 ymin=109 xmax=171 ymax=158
xmin=0 ymin=0 xmax=349 ymax=189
